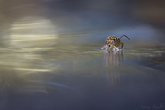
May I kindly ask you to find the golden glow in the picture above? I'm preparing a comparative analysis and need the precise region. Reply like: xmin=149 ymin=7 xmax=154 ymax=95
xmin=11 ymin=35 xmax=56 ymax=41
xmin=0 ymin=52 xmax=56 ymax=74
xmin=10 ymin=16 xmax=58 ymax=48
xmin=14 ymin=68 xmax=52 ymax=72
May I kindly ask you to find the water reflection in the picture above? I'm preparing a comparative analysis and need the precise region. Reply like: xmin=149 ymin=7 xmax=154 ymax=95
xmin=0 ymin=16 xmax=60 ymax=94
xmin=104 ymin=51 xmax=123 ymax=86
xmin=0 ymin=48 xmax=57 ymax=94
xmin=0 ymin=46 xmax=165 ymax=110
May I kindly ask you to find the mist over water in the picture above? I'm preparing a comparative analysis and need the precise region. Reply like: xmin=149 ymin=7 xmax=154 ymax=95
xmin=0 ymin=0 xmax=165 ymax=110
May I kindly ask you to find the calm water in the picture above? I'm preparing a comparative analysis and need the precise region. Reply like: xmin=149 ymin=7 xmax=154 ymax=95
xmin=0 ymin=44 xmax=164 ymax=110
xmin=0 ymin=0 xmax=165 ymax=110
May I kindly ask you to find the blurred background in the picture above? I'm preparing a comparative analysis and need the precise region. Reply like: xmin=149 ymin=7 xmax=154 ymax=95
xmin=0 ymin=1 xmax=165 ymax=110
xmin=0 ymin=0 xmax=165 ymax=48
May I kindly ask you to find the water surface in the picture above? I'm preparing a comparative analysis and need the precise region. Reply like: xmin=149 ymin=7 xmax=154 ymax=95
xmin=0 ymin=45 xmax=164 ymax=110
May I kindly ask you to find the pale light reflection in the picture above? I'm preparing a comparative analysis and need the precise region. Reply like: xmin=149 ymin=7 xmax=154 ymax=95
xmin=9 ymin=16 xmax=58 ymax=48
xmin=0 ymin=52 xmax=55 ymax=74
xmin=105 ymin=51 xmax=123 ymax=87
xmin=0 ymin=51 xmax=57 ymax=93
xmin=0 ymin=17 xmax=60 ymax=93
